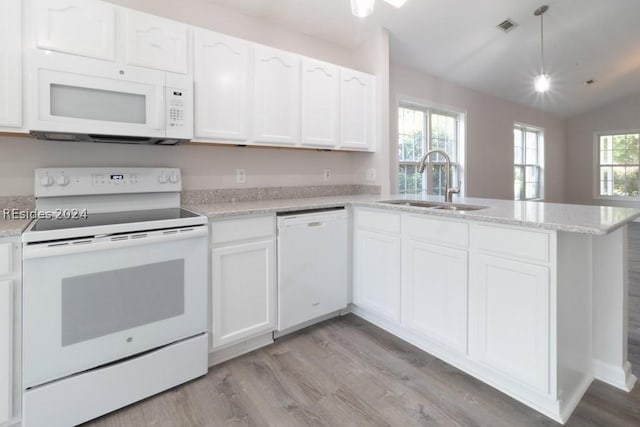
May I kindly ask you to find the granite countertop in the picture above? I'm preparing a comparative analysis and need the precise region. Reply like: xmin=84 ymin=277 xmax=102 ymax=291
xmin=2 ymin=193 xmax=638 ymax=238
xmin=0 ymin=219 xmax=32 ymax=238
xmin=186 ymin=194 xmax=640 ymax=235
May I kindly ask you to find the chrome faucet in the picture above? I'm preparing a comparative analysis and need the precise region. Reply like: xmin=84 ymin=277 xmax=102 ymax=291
xmin=417 ymin=149 xmax=460 ymax=203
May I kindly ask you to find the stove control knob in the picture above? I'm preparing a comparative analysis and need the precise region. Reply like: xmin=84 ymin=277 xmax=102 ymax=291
xmin=158 ymin=174 xmax=168 ymax=184
xmin=40 ymin=176 xmax=54 ymax=187
xmin=57 ymin=176 xmax=70 ymax=186
xmin=169 ymin=173 xmax=179 ymax=184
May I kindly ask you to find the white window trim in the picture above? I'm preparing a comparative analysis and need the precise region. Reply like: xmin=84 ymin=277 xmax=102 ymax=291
xmin=514 ymin=122 xmax=545 ymax=201
xmin=592 ymin=129 xmax=640 ymax=202
xmin=396 ymin=94 xmax=467 ymax=196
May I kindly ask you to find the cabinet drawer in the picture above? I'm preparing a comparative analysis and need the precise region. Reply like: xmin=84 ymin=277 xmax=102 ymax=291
xmin=356 ymin=209 xmax=400 ymax=234
xmin=0 ymin=243 xmax=11 ymax=276
xmin=472 ymin=224 xmax=550 ymax=263
xmin=404 ymin=215 xmax=468 ymax=247
xmin=212 ymin=215 xmax=274 ymax=244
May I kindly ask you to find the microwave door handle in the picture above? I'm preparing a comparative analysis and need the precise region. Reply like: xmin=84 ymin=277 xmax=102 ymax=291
xmin=156 ymin=86 xmax=165 ymax=130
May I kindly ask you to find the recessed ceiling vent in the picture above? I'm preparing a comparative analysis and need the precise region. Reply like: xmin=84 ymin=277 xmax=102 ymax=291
xmin=497 ymin=18 xmax=519 ymax=33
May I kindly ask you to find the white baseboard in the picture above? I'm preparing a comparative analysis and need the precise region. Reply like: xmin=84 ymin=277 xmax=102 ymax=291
xmin=593 ymin=359 xmax=637 ymax=391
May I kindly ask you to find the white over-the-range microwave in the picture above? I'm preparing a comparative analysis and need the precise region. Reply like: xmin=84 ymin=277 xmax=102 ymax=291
xmin=26 ymin=49 xmax=193 ymax=145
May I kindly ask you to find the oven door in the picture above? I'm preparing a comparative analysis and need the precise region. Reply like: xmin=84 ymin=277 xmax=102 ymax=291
xmin=22 ymin=226 xmax=208 ymax=389
xmin=28 ymin=50 xmax=166 ymax=137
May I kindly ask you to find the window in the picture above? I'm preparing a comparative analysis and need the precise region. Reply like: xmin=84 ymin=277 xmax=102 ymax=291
xmin=398 ymin=103 xmax=462 ymax=194
xmin=514 ymin=124 xmax=544 ymax=200
xmin=597 ymin=132 xmax=640 ymax=197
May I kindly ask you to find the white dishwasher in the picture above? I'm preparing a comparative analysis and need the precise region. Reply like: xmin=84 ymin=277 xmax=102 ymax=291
xmin=277 ymin=208 xmax=348 ymax=333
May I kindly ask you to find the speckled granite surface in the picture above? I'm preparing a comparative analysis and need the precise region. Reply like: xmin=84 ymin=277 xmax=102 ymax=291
xmin=186 ymin=193 xmax=640 ymax=235
xmin=181 ymin=184 xmax=381 ymax=205
xmin=0 ymin=196 xmax=35 ymax=237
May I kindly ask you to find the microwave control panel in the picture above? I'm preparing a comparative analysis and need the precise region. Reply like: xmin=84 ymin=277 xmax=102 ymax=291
xmin=167 ymin=89 xmax=186 ymax=128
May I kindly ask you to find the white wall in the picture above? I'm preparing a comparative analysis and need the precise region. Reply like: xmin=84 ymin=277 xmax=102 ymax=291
xmin=390 ymin=65 xmax=568 ymax=202
xmin=0 ymin=136 xmax=357 ymax=196
xmin=0 ymin=0 xmax=386 ymax=196
xmin=566 ymin=93 xmax=640 ymax=206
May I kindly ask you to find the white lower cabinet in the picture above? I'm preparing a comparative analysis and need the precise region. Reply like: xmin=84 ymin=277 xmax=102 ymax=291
xmin=469 ymin=253 xmax=551 ymax=393
xmin=0 ymin=279 xmax=12 ymax=425
xmin=211 ymin=216 xmax=276 ymax=349
xmin=353 ymin=210 xmax=401 ymax=321
xmin=352 ymin=208 xmax=575 ymax=421
xmin=0 ymin=238 xmax=19 ymax=427
xmin=401 ymin=239 xmax=467 ymax=353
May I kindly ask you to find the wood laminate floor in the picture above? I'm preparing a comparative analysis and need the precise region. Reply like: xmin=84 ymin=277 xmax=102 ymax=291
xmin=84 ymin=314 xmax=640 ymax=427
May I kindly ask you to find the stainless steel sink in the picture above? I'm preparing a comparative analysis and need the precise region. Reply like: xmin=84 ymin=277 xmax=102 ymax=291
xmin=433 ymin=204 xmax=488 ymax=212
xmin=379 ymin=200 xmax=488 ymax=212
xmin=379 ymin=200 xmax=444 ymax=208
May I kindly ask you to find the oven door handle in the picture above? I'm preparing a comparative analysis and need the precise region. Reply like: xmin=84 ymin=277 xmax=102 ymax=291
xmin=23 ymin=227 xmax=208 ymax=259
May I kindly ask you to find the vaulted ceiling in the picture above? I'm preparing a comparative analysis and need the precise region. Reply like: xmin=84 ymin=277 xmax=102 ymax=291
xmin=203 ymin=0 xmax=640 ymax=118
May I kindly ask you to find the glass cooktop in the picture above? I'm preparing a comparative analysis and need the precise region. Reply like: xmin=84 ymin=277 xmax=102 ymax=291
xmin=30 ymin=208 xmax=202 ymax=232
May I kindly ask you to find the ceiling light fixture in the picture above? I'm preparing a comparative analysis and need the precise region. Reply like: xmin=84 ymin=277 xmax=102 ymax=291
xmin=384 ymin=0 xmax=409 ymax=7
xmin=533 ymin=5 xmax=550 ymax=93
xmin=351 ymin=0 xmax=375 ymax=18
xmin=351 ymin=0 xmax=410 ymax=18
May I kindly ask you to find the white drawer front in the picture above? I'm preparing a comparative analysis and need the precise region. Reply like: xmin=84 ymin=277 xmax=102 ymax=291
xmin=404 ymin=215 xmax=469 ymax=247
xmin=356 ymin=209 xmax=401 ymax=234
xmin=212 ymin=215 xmax=274 ymax=244
xmin=472 ymin=224 xmax=550 ymax=263
xmin=0 ymin=243 xmax=11 ymax=276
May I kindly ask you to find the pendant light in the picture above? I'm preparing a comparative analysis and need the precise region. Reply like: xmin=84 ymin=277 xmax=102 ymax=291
xmin=533 ymin=5 xmax=550 ymax=93
xmin=351 ymin=0 xmax=375 ymax=18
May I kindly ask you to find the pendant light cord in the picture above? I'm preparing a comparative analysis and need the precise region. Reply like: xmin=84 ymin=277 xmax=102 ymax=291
xmin=540 ymin=12 xmax=545 ymax=74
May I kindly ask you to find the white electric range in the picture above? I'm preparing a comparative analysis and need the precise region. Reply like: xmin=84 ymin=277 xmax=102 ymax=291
xmin=21 ymin=167 xmax=209 ymax=427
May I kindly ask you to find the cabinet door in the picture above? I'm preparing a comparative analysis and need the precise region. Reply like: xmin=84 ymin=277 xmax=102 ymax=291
xmin=353 ymin=229 xmax=401 ymax=321
xmin=35 ymin=0 xmax=116 ymax=61
xmin=0 ymin=280 xmax=12 ymax=424
xmin=123 ymin=9 xmax=188 ymax=74
xmin=252 ymin=45 xmax=300 ymax=145
xmin=194 ymin=30 xmax=249 ymax=141
xmin=469 ymin=254 xmax=550 ymax=393
xmin=300 ymin=58 xmax=339 ymax=148
xmin=0 ymin=0 xmax=21 ymax=128
xmin=402 ymin=239 xmax=467 ymax=352
xmin=340 ymin=70 xmax=374 ymax=151
xmin=212 ymin=239 xmax=276 ymax=348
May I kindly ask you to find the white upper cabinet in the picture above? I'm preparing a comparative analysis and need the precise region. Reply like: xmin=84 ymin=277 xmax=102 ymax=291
xmin=252 ymin=45 xmax=300 ymax=145
xmin=0 ymin=0 xmax=21 ymax=128
xmin=123 ymin=9 xmax=188 ymax=74
xmin=34 ymin=0 xmax=116 ymax=61
xmin=194 ymin=29 xmax=249 ymax=141
xmin=300 ymin=58 xmax=339 ymax=148
xmin=340 ymin=69 xmax=375 ymax=151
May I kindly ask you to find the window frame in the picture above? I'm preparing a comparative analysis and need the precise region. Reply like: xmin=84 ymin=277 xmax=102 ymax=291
xmin=397 ymin=97 xmax=466 ymax=196
xmin=593 ymin=129 xmax=640 ymax=201
xmin=513 ymin=122 xmax=545 ymax=201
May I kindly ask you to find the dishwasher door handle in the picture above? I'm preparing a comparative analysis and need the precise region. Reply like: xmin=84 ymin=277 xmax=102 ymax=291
xmin=307 ymin=222 xmax=324 ymax=227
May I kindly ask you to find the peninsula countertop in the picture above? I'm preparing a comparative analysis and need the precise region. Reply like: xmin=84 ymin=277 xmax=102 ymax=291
xmin=186 ymin=194 xmax=640 ymax=235
xmin=3 ymin=194 xmax=639 ymax=238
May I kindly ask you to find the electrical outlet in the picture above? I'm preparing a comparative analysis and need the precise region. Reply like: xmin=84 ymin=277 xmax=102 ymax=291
xmin=366 ymin=168 xmax=376 ymax=182
xmin=236 ymin=168 xmax=246 ymax=184
xmin=323 ymin=169 xmax=332 ymax=181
